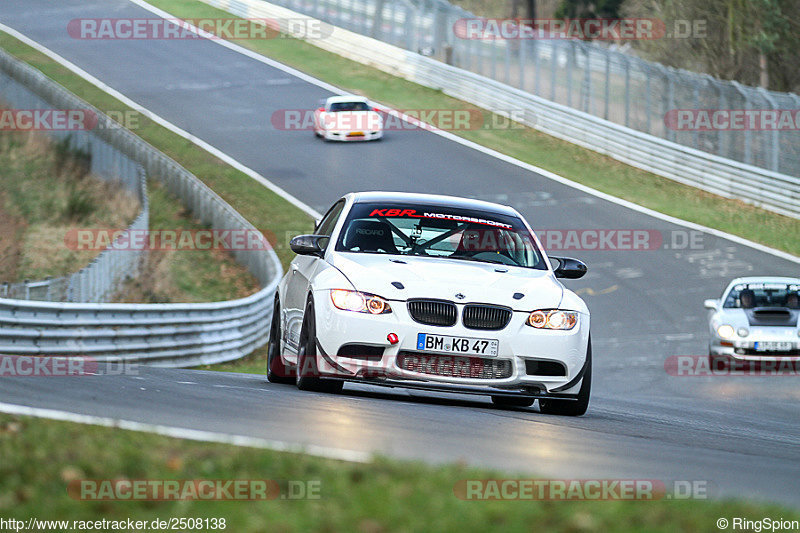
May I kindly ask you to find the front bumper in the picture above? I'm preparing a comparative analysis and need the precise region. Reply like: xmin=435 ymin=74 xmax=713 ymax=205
xmin=710 ymin=331 xmax=800 ymax=360
xmin=322 ymin=129 xmax=383 ymax=141
xmin=313 ymin=291 xmax=590 ymax=395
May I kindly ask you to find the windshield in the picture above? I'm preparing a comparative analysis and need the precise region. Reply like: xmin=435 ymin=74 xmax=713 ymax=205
xmin=335 ymin=202 xmax=547 ymax=269
xmin=329 ymin=101 xmax=371 ymax=112
xmin=723 ymin=282 xmax=800 ymax=309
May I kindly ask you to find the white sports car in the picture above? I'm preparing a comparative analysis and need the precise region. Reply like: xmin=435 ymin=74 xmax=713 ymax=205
xmin=268 ymin=192 xmax=592 ymax=416
xmin=313 ymin=96 xmax=383 ymax=141
xmin=705 ymin=276 xmax=800 ymax=365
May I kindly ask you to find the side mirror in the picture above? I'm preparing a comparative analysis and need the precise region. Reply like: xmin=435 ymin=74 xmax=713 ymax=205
xmin=550 ymin=256 xmax=587 ymax=279
xmin=290 ymin=234 xmax=329 ymax=257
xmin=704 ymin=299 xmax=719 ymax=310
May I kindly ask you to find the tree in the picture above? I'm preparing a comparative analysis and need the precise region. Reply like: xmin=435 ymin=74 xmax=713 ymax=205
xmin=622 ymin=0 xmax=798 ymax=91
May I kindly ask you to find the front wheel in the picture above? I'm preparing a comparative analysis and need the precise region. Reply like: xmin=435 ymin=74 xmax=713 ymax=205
xmin=295 ymin=297 xmax=343 ymax=393
xmin=539 ymin=339 xmax=592 ymax=417
xmin=267 ymin=296 xmax=294 ymax=384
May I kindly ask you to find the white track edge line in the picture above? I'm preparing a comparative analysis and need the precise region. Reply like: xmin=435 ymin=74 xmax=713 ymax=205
xmin=0 ymin=401 xmax=370 ymax=463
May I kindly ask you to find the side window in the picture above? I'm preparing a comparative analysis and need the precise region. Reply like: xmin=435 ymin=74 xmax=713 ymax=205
xmin=316 ymin=200 xmax=346 ymax=237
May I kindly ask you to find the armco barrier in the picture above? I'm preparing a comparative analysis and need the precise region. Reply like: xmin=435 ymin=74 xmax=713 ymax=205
xmin=200 ymin=0 xmax=800 ymax=219
xmin=0 ymin=47 xmax=283 ymax=366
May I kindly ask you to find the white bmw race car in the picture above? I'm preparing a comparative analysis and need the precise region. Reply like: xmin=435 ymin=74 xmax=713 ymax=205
xmin=313 ymin=96 xmax=383 ymax=141
xmin=705 ymin=277 xmax=800 ymax=365
xmin=268 ymin=192 xmax=592 ymax=416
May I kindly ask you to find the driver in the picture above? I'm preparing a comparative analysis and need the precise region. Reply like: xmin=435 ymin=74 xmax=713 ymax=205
xmin=739 ymin=289 xmax=756 ymax=309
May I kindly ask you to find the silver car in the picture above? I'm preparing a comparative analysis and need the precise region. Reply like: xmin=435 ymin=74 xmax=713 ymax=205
xmin=704 ymin=276 xmax=800 ymax=366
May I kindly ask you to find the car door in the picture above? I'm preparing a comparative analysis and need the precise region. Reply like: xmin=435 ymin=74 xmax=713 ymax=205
xmin=284 ymin=199 xmax=347 ymax=353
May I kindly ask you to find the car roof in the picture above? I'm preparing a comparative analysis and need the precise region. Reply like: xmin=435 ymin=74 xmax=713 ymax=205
xmin=346 ymin=191 xmax=520 ymax=217
xmin=726 ymin=276 xmax=800 ymax=286
xmin=326 ymin=95 xmax=369 ymax=104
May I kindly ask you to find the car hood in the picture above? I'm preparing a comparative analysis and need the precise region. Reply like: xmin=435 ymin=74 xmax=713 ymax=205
xmin=329 ymin=253 xmax=563 ymax=310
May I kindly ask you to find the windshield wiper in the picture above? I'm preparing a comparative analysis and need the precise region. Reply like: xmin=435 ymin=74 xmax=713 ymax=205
xmin=448 ymin=255 xmax=510 ymax=266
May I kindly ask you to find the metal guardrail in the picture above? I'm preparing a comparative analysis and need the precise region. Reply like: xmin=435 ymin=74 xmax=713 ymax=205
xmin=0 ymin=47 xmax=283 ymax=366
xmin=200 ymin=0 xmax=800 ymax=219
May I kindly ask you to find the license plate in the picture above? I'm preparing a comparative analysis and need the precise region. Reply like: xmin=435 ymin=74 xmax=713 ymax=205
xmin=754 ymin=341 xmax=793 ymax=352
xmin=416 ymin=333 xmax=498 ymax=356
xmin=347 ymin=131 xmax=365 ymax=137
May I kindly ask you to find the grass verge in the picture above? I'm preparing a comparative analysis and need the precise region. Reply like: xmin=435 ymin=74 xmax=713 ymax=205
xmin=150 ymin=0 xmax=799 ymax=257
xmin=1 ymin=412 xmax=796 ymax=531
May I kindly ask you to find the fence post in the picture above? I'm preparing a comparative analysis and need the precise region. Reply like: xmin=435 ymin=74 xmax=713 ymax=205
xmin=624 ymin=56 xmax=630 ymax=128
xmin=550 ymin=41 xmax=557 ymax=101
xmin=582 ymin=43 xmax=591 ymax=114
xmin=758 ymin=87 xmax=780 ymax=173
xmin=518 ymin=35 xmax=525 ymax=91
xmin=731 ymin=81 xmax=752 ymax=165
xmin=603 ymin=48 xmax=610 ymax=120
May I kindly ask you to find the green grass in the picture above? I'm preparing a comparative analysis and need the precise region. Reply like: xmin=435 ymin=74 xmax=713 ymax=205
xmin=148 ymin=0 xmax=799 ymax=257
xmin=1 ymin=412 xmax=796 ymax=531
xmin=116 ymin=182 xmax=260 ymax=303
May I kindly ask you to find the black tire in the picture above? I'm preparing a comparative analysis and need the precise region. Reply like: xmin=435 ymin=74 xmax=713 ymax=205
xmin=490 ymin=396 xmax=535 ymax=408
xmin=539 ymin=338 xmax=592 ymax=417
xmin=267 ymin=296 xmax=294 ymax=384
xmin=708 ymin=353 xmax=729 ymax=370
xmin=295 ymin=296 xmax=343 ymax=393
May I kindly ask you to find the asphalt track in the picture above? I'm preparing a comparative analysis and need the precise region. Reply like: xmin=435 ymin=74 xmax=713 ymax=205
xmin=1 ymin=0 xmax=799 ymax=506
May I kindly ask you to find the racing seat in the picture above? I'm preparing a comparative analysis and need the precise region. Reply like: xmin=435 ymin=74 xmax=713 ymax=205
xmin=342 ymin=220 xmax=399 ymax=253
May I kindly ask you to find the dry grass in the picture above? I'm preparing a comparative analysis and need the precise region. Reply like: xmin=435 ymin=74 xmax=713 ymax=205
xmin=0 ymin=129 xmax=139 ymax=282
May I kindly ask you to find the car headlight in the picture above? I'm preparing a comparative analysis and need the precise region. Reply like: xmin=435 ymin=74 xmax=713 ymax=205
xmin=737 ymin=327 xmax=749 ymax=337
xmin=527 ymin=309 xmax=578 ymax=330
xmin=330 ymin=289 xmax=392 ymax=314
xmin=716 ymin=324 xmax=735 ymax=339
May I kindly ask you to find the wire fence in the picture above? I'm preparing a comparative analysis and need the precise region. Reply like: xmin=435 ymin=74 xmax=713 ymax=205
xmin=0 ymin=62 xmax=149 ymax=302
xmin=264 ymin=0 xmax=800 ymax=178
